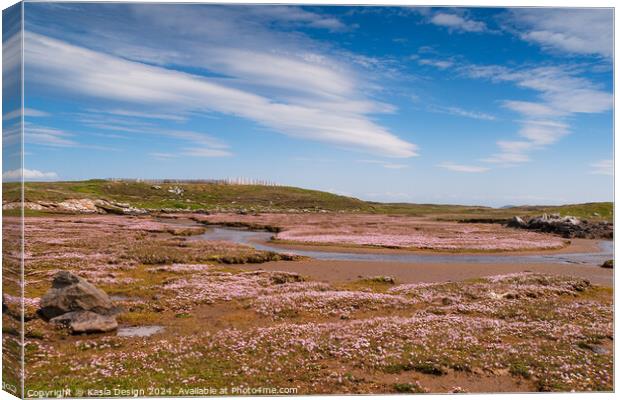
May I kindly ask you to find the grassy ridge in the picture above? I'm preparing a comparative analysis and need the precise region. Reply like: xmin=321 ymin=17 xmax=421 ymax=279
xmin=2 ymin=180 xmax=613 ymax=221
xmin=4 ymin=180 xmax=369 ymax=212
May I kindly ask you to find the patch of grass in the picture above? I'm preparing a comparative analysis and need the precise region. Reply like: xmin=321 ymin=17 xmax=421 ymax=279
xmin=365 ymin=275 xmax=396 ymax=284
xmin=384 ymin=361 xmax=446 ymax=376
xmin=393 ymin=383 xmax=425 ymax=393
xmin=8 ymin=180 xmax=371 ymax=212
xmin=124 ymin=240 xmax=291 ymax=265
xmin=339 ymin=277 xmax=396 ymax=293
xmin=509 ymin=362 xmax=532 ymax=378
xmin=117 ymin=311 xmax=162 ymax=325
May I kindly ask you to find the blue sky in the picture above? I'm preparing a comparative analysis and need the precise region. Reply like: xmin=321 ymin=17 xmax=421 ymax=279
xmin=3 ymin=4 xmax=614 ymax=206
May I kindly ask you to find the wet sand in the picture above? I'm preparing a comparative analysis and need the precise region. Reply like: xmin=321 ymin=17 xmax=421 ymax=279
xmin=242 ymin=259 xmax=614 ymax=286
xmin=199 ymin=226 xmax=613 ymax=286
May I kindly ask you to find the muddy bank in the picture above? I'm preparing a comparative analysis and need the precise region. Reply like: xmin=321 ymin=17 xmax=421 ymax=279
xmin=238 ymin=259 xmax=614 ymax=287
xmin=260 ymin=237 xmax=603 ymax=256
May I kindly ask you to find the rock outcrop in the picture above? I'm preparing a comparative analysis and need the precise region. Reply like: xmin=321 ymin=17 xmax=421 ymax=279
xmin=507 ymin=214 xmax=613 ymax=239
xmin=93 ymin=200 xmax=147 ymax=215
xmin=506 ymin=216 xmax=527 ymax=228
xmin=38 ymin=271 xmax=119 ymax=334
xmin=3 ymin=199 xmax=148 ymax=215
xmin=57 ymin=199 xmax=100 ymax=213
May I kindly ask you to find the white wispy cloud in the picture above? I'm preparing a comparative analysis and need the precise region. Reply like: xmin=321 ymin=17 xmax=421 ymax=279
xmin=25 ymin=31 xmax=417 ymax=158
xmin=149 ymin=148 xmax=230 ymax=159
xmin=506 ymin=9 xmax=612 ymax=58
xmin=3 ymin=168 xmax=58 ymax=182
xmin=2 ymin=29 xmax=21 ymax=94
xmin=516 ymin=120 xmax=570 ymax=146
xmin=382 ymin=164 xmax=409 ymax=170
xmin=418 ymin=58 xmax=454 ymax=69
xmin=481 ymin=151 xmax=530 ymax=165
xmin=25 ymin=123 xmax=79 ymax=147
xmin=590 ymin=159 xmax=613 ymax=176
xmin=462 ymin=65 xmax=613 ymax=116
xmin=430 ymin=12 xmax=487 ymax=33
xmin=3 ymin=108 xmax=50 ymax=121
xmin=429 ymin=105 xmax=496 ymax=121
xmin=239 ymin=5 xmax=348 ymax=32
xmin=181 ymin=147 xmax=232 ymax=158
xmin=149 ymin=152 xmax=177 ymax=160
xmin=459 ymin=64 xmax=612 ymax=165
xmin=93 ymin=109 xmax=187 ymax=122
xmin=502 ymin=100 xmax=561 ymax=118
xmin=76 ymin=111 xmax=232 ymax=157
xmin=438 ymin=162 xmax=489 ymax=173
xmin=2 ymin=121 xmax=21 ymax=146
xmin=20 ymin=121 xmax=120 ymax=151
xmin=358 ymin=159 xmax=409 ymax=169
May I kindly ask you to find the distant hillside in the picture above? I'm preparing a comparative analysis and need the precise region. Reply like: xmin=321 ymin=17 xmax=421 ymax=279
xmin=2 ymin=180 xmax=613 ymax=221
xmin=4 ymin=180 xmax=370 ymax=212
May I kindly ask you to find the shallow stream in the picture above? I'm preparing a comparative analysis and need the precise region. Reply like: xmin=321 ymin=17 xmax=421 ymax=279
xmin=197 ymin=226 xmax=613 ymax=266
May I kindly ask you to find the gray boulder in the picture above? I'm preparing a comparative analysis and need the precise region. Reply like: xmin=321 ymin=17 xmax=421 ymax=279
xmin=507 ymin=214 xmax=612 ymax=239
xmin=507 ymin=216 xmax=527 ymax=228
xmin=38 ymin=271 xmax=114 ymax=320
xmin=50 ymin=310 xmax=118 ymax=334
xmin=94 ymin=200 xmax=148 ymax=215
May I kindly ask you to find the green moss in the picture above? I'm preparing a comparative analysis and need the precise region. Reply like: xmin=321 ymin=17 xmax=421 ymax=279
xmin=509 ymin=362 xmax=532 ymax=378
xmin=393 ymin=383 xmax=425 ymax=393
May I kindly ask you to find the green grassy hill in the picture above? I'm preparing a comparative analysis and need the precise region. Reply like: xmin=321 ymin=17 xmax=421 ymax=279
xmin=4 ymin=180 xmax=370 ymax=212
xmin=2 ymin=180 xmax=613 ymax=221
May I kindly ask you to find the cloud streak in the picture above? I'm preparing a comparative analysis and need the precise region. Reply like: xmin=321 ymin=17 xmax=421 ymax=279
xmin=3 ymin=108 xmax=51 ymax=121
xmin=25 ymin=31 xmax=417 ymax=158
xmin=506 ymin=9 xmax=612 ymax=58
xmin=438 ymin=162 xmax=489 ymax=173
xmin=459 ymin=64 xmax=612 ymax=165
xmin=429 ymin=105 xmax=496 ymax=121
xmin=73 ymin=110 xmax=232 ymax=157
xmin=418 ymin=58 xmax=453 ymax=69
xmin=358 ymin=159 xmax=409 ymax=169
xmin=590 ymin=159 xmax=613 ymax=176
xmin=3 ymin=168 xmax=58 ymax=182
xmin=430 ymin=12 xmax=487 ymax=33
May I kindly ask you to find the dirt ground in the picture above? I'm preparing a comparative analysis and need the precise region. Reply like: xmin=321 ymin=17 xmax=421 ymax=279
xmin=241 ymin=259 xmax=613 ymax=287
